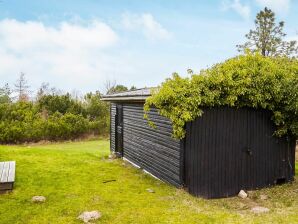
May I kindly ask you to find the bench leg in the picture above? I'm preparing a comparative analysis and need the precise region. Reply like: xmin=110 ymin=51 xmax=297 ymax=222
xmin=0 ymin=183 xmax=13 ymax=191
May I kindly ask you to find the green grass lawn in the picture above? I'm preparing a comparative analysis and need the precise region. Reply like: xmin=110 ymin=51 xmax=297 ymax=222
xmin=0 ymin=140 xmax=297 ymax=224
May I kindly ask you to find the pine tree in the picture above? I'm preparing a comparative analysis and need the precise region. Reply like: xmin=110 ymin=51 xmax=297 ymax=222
xmin=0 ymin=83 xmax=11 ymax=103
xmin=237 ymin=7 xmax=298 ymax=57
xmin=14 ymin=72 xmax=30 ymax=102
xmin=36 ymin=82 xmax=50 ymax=100
xmin=130 ymin=86 xmax=137 ymax=91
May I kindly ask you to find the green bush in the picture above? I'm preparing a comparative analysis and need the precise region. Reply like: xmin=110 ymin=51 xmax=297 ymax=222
xmin=144 ymin=53 xmax=298 ymax=139
xmin=36 ymin=94 xmax=84 ymax=115
xmin=0 ymin=92 xmax=110 ymax=143
xmin=44 ymin=112 xmax=89 ymax=140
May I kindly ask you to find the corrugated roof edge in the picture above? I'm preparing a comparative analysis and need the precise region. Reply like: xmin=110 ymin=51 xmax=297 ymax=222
xmin=101 ymin=87 xmax=155 ymax=102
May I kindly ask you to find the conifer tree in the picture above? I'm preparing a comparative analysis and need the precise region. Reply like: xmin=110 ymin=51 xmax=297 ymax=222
xmin=237 ymin=7 xmax=298 ymax=57
xmin=14 ymin=72 xmax=30 ymax=102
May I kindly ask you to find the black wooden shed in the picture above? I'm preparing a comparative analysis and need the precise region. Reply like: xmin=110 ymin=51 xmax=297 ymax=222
xmin=102 ymin=88 xmax=296 ymax=198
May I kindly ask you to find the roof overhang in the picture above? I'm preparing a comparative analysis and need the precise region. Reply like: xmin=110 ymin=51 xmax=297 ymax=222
xmin=101 ymin=88 xmax=153 ymax=102
xmin=101 ymin=96 xmax=149 ymax=102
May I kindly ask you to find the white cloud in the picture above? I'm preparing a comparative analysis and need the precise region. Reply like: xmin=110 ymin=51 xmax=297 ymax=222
xmin=255 ymin=0 xmax=291 ymax=14
xmin=122 ymin=13 xmax=171 ymax=40
xmin=222 ymin=0 xmax=251 ymax=20
xmin=0 ymin=19 xmax=123 ymax=92
xmin=0 ymin=19 xmax=118 ymax=53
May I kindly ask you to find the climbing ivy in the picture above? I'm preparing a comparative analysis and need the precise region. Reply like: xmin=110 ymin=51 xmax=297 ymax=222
xmin=144 ymin=53 xmax=298 ymax=139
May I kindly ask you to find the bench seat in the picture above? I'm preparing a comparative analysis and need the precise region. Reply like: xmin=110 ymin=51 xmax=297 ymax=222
xmin=0 ymin=161 xmax=15 ymax=192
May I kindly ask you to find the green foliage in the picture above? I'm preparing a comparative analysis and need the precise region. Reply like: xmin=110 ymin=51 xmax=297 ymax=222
xmin=83 ymin=91 xmax=110 ymax=135
xmin=130 ymin=85 xmax=137 ymax=90
xmin=36 ymin=93 xmax=84 ymax=115
xmin=0 ymin=84 xmax=11 ymax=104
xmin=0 ymin=92 xmax=110 ymax=143
xmin=144 ymin=53 xmax=298 ymax=139
xmin=237 ymin=7 xmax=298 ymax=57
xmin=84 ymin=91 xmax=109 ymax=120
xmin=107 ymin=84 xmax=128 ymax=94
xmin=44 ymin=112 xmax=89 ymax=140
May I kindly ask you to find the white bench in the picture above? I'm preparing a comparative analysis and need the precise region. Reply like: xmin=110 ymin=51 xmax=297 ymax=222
xmin=0 ymin=161 xmax=15 ymax=192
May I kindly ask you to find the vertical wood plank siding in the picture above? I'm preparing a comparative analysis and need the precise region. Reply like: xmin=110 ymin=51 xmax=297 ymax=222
xmin=110 ymin=103 xmax=116 ymax=152
xmin=122 ymin=103 xmax=183 ymax=187
xmin=184 ymin=107 xmax=296 ymax=198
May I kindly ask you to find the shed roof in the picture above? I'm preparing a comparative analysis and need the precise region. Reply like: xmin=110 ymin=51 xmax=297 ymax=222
xmin=101 ymin=87 xmax=153 ymax=102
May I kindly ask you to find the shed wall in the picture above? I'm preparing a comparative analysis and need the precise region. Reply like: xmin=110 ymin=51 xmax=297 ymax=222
xmin=184 ymin=107 xmax=296 ymax=198
xmin=110 ymin=103 xmax=116 ymax=152
xmin=122 ymin=103 xmax=183 ymax=187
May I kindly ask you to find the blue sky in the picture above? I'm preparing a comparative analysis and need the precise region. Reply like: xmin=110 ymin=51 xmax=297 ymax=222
xmin=0 ymin=0 xmax=297 ymax=94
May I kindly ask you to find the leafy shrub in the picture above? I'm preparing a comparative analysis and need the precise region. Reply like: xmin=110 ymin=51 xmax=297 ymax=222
xmin=44 ymin=112 xmax=89 ymax=140
xmin=144 ymin=53 xmax=298 ymax=139
xmin=0 ymin=92 xmax=110 ymax=143
xmin=36 ymin=94 xmax=84 ymax=115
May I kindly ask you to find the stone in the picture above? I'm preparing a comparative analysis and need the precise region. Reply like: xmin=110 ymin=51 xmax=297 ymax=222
xmin=238 ymin=190 xmax=248 ymax=199
xmin=146 ymin=188 xmax=155 ymax=193
xmin=251 ymin=206 xmax=270 ymax=214
xmin=260 ymin=194 xmax=268 ymax=200
xmin=32 ymin=196 xmax=46 ymax=203
xmin=77 ymin=211 xmax=101 ymax=223
xmin=108 ymin=154 xmax=116 ymax=159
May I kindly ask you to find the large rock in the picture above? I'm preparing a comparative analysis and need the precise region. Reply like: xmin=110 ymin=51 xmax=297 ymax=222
xmin=78 ymin=211 xmax=101 ymax=223
xmin=238 ymin=190 xmax=248 ymax=199
xmin=32 ymin=196 xmax=46 ymax=203
xmin=251 ymin=206 xmax=270 ymax=214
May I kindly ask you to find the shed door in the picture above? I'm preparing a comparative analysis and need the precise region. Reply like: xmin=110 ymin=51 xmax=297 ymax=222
xmin=184 ymin=107 xmax=294 ymax=198
xmin=115 ymin=104 xmax=123 ymax=156
xmin=247 ymin=110 xmax=291 ymax=185
xmin=184 ymin=107 xmax=249 ymax=198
